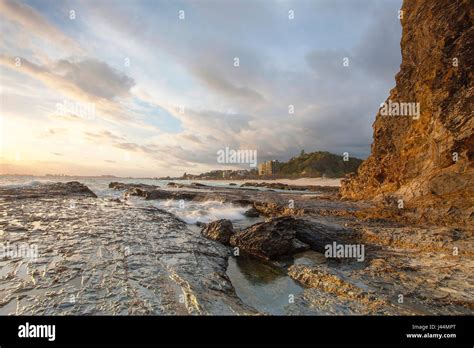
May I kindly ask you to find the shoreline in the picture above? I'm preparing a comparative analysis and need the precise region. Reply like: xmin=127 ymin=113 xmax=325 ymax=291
xmin=0 ymin=175 xmax=342 ymax=188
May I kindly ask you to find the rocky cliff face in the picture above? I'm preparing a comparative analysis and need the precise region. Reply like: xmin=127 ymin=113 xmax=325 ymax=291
xmin=340 ymin=0 xmax=473 ymax=225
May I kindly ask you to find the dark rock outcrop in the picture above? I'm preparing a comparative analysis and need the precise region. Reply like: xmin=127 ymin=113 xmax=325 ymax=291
xmin=167 ymin=182 xmax=184 ymax=188
xmin=0 ymin=181 xmax=97 ymax=199
xmin=201 ymin=219 xmax=235 ymax=245
xmin=145 ymin=190 xmax=197 ymax=201
xmin=241 ymin=182 xmax=294 ymax=190
xmin=202 ymin=215 xmax=357 ymax=260
xmin=121 ymin=187 xmax=199 ymax=201
xmin=229 ymin=216 xmax=310 ymax=260
xmin=243 ymin=207 xmax=260 ymax=217
xmin=123 ymin=187 xmax=147 ymax=199
xmin=340 ymin=0 xmax=473 ymax=226
xmin=190 ymin=182 xmax=207 ymax=187
xmin=109 ymin=182 xmax=159 ymax=191
xmin=292 ymin=220 xmax=356 ymax=253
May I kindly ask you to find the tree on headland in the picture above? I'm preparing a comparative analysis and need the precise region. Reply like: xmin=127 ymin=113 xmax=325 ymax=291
xmin=279 ymin=151 xmax=362 ymax=178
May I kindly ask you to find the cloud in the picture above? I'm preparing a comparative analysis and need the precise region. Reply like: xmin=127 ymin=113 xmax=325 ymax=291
xmin=305 ymin=3 xmax=401 ymax=85
xmin=0 ymin=54 xmax=97 ymax=102
xmin=306 ymin=49 xmax=353 ymax=79
xmin=354 ymin=5 xmax=402 ymax=83
xmin=47 ymin=128 xmax=67 ymax=135
xmin=114 ymin=142 xmax=145 ymax=152
xmin=0 ymin=54 xmax=142 ymax=125
xmin=10 ymin=55 xmax=136 ymax=103
xmin=180 ymin=133 xmax=203 ymax=145
xmin=84 ymin=130 xmax=126 ymax=143
xmin=0 ymin=0 xmax=82 ymax=53
xmin=38 ymin=128 xmax=69 ymax=138
xmin=176 ymin=108 xmax=253 ymax=134
xmin=192 ymin=68 xmax=264 ymax=103
xmin=54 ymin=58 xmax=135 ymax=100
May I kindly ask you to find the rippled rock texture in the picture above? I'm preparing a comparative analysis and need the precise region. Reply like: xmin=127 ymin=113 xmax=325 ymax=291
xmin=0 ymin=185 xmax=255 ymax=315
xmin=340 ymin=0 xmax=473 ymax=226
xmin=288 ymin=264 xmax=400 ymax=315
xmin=288 ymin=221 xmax=474 ymax=315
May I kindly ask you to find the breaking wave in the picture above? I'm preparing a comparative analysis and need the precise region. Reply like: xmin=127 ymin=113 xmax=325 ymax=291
xmin=154 ymin=199 xmax=249 ymax=224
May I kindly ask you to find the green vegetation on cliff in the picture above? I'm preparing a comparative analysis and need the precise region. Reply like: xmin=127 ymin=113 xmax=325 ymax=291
xmin=277 ymin=151 xmax=362 ymax=178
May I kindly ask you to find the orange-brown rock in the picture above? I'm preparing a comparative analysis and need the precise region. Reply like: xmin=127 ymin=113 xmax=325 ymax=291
xmin=341 ymin=0 xmax=473 ymax=226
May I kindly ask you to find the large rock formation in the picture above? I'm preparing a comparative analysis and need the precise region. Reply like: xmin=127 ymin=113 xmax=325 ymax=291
xmin=229 ymin=217 xmax=310 ymax=260
xmin=201 ymin=219 xmax=235 ymax=245
xmin=0 ymin=181 xmax=97 ymax=199
xmin=341 ymin=0 xmax=473 ymax=225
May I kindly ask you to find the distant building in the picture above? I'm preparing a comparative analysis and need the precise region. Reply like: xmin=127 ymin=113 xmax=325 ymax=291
xmin=258 ymin=160 xmax=280 ymax=176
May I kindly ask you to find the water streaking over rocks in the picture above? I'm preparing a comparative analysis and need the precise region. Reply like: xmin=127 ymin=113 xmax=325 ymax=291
xmin=157 ymin=200 xmax=249 ymax=225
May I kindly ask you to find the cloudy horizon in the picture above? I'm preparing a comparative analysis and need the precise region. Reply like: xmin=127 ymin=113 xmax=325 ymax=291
xmin=0 ymin=0 xmax=402 ymax=177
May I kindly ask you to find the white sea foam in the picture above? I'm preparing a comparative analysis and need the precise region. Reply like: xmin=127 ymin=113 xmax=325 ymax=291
xmin=155 ymin=199 xmax=248 ymax=224
xmin=0 ymin=179 xmax=52 ymax=188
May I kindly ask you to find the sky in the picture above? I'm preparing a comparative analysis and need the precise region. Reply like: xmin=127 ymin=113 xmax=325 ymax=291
xmin=0 ymin=0 xmax=402 ymax=177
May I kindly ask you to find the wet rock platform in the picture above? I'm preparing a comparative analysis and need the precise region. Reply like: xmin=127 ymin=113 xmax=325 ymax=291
xmin=0 ymin=181 xmax=472 ymax=315
xmin=0 ymin=183 xmax=255 ymax=315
